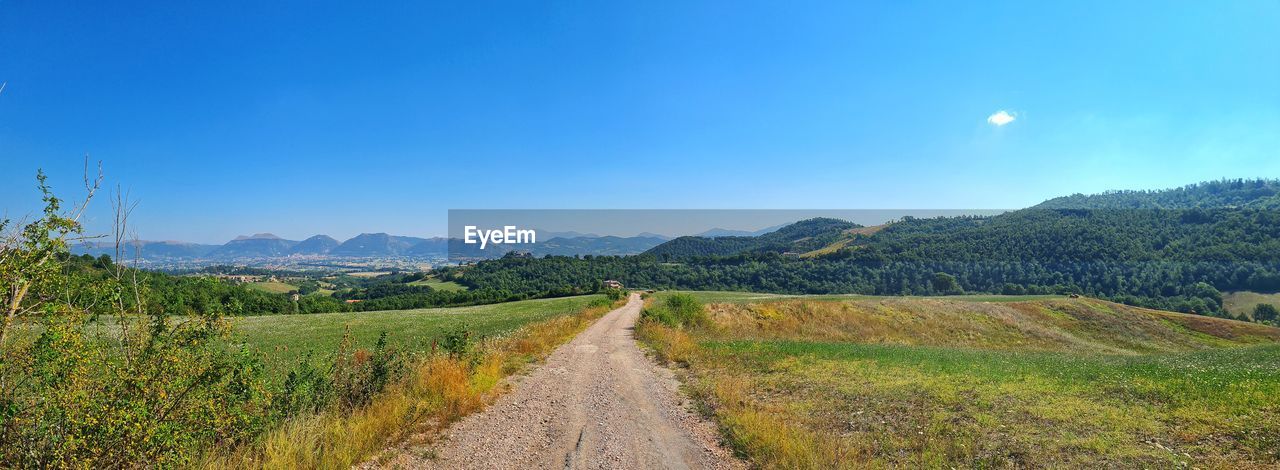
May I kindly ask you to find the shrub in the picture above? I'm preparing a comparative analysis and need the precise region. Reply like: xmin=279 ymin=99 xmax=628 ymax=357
xmin=331 ymin=330 xmax=403 ymax=411
xmin=441 ymin=325 xmax=474 ymax=359
xmin=642 ymin=293 xmax=707 ymax=329
xmin=603 ymin=288 xmax=626 ymax=301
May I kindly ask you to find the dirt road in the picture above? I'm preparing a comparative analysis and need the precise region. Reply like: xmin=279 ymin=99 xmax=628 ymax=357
xmin=390 ymin=294 xmax=740 ymax=469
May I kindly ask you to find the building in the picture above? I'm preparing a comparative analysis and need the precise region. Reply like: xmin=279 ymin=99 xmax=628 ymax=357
xmin=602 ymin=280 xmax=623 ymax=289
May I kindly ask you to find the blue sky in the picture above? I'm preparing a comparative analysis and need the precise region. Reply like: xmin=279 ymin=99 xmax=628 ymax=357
xmin=2 ymin=1 xmax=1277 ymax=243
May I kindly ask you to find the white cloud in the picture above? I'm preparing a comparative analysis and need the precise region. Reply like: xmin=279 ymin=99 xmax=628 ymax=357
xmin=987 ymin=110 xmax=1016 ymax=126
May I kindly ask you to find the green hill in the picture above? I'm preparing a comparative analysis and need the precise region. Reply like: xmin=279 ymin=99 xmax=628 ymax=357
xmin=645 ymin=217 xmax=858 ymax=258
xmin=1032 ymin=178 xmax=1280 ymax=209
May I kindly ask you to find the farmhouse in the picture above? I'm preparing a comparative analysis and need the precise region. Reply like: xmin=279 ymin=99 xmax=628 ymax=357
xmin=603 ymin=280 xmax=623 ymax=289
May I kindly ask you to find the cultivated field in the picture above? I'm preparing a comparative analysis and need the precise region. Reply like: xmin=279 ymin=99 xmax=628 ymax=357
xmin=638 ymin=293 xmax=1280 ymax=468
xmin=230 ymin=295 xmax=604 ymax=370
xmin=666 ymin=290 xmax=1064 ymax=305
xmin=1224 ymin=291 xmax=1280 ymax=320
xmin=407 ymin=277 xmax=467 ymax=292
xmin=244 ymin=280 xmax=299 ymax=294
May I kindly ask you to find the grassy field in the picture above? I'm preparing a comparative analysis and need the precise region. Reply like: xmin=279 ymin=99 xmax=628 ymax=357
xmin=231 ymin=295 xmax=604 ymax=371
xmin=639 ymin=294 xmax=1280 ymax=468
xmin=662 ymin=290 xmax=1064 ymax=305
xmin=210 ymin=294 xmax=622 ymax=468
xmin=244 ymin=280 xmax=299 ymax=294
xmin=407 ymin=277 xmax=467 ymax=292
xmin=1224 ymin=291 xmax=1280 ymax=319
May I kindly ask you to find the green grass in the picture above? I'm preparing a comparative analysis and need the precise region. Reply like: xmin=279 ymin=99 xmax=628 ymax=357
xmin=407 ymin=278 xmax=467 ymax=292
xmin=696 ymin=339 xmax=1280 ymax=467
xmin=244 ymin=281 xmax=298 ymax=294
xmin=230 ymin=295 xmax=603 ymax=371
xmin=640 ymin=295 xmax=1280 ymax=468
xmin=654 ymin=290 xmax=1063 ymax=305
xmin=1224 ymin=291 xmax=1280 ymax=319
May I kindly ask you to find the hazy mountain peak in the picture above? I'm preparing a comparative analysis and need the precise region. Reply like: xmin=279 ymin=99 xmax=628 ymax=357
xmin=232 ymin=233 xmax=283 ymax=241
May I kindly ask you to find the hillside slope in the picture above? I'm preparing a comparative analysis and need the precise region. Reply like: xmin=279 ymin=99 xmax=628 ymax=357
xmin=640 ymin=294 xmax=1280 ymax=468
xmin=706 ymin=296 xmax=1280 ymax=355
xmin=646 ymin=218 xmax=857 ymax=258
xmin=1033 ymin=178 xmax=1280 ymax=209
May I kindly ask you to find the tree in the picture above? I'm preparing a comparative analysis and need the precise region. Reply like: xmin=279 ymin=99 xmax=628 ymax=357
xmin=0 ymin=164 xmax=101 ymax=344
xmin=1255 ymin=303 xmax=1279 ymax=323
xmin=931 ymin=272 xmax=962 ymax=295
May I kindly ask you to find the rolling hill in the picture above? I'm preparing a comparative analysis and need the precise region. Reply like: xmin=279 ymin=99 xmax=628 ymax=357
xmin=72 ymin=240 xmax=219 ymax=260
xmin=208 ymin=233 xmax=298 ymax=258
xmin=645 ymin=217 xmax=858 ymax=258
xmin=289 ymin=235 xmax=340 ymax=255
xmin=329 ymin=233 xmax=430 ymax=257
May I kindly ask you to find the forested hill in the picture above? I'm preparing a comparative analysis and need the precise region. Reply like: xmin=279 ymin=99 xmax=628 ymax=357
xmin=1032 ymin=178 xmax=1280 ymax=209
xmin=450 ymin=180 xmax=1280 ymax=320
xmin=645 ymin=179 xmax=1280 ymax=263
xmin=644 ymin=217 xmax=857 ymax=258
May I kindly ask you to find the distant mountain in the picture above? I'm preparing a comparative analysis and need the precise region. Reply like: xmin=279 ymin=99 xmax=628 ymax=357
xmin=695 ymin=224 xmax=786 ymax=238
xmin=448 ymin=234 xmax=671 ymax=260
xmin=530 ymin=235 xmax=668 ymax=256
xmin=541 ymin=231 xmax=600 ymax=239
xmin=408 ymin=238 xmax=450 ymax=256
xmin=73 ymin=240 xmax=219 ymax=260
xmin=634 ymin=232 xmax=672 ymax=240
xmin=646 ymin=218 xmax=858 ymax=258
xmin=289 ymin=235 xmax=340 ymax=255
xmin=236 ymin=233 xmax=286 ymax=240
xmin=210 ymin=234 xmax=298 ymax=258
xmin=1033 ymin=179 xmax=1280 ymax=210
xmin=330 ymin=233 xmax=429 ymax=257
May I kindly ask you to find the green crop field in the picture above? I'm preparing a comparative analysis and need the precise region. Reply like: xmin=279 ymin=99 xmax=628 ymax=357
xmin=640 ymin=294 xmax=1280 ymax=468
xmin=230 ymin=295 xmax=603 ymax=371
xmin=407 ymin=278 xmax=468 ymax=292
xmin=245 ymin=281 xmax=299 ymax=294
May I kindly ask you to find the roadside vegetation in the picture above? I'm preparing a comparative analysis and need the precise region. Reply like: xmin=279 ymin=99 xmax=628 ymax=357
xmin=204 ymin=294 xmax=623 ymax=469
xmin=0 ymin=167 xmax=627 ymax=468
xmin=637 ymin=293 xmax=1280 ymax=468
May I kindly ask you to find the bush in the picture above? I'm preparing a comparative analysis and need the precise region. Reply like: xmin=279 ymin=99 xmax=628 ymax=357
xmin=441 ymin=325 xmax=474 ymax=359
xmin=331 ymin=330 xmax=402 ymax=411
xmin=1256 ymin=303 xmax=1279 ymax=323
xmin=0 ymin=311 xmax=275 ymax=467
xmin=603 ymin=288 xmax=626 ymax=301
xmin=587 ymin=297 xmax=614 ymax=309
xmin=642 ymin=294 xmax=707 ymax=329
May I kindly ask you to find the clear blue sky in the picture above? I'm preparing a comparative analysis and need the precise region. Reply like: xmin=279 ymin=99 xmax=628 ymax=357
xmin=2 ymin=1 xmax=1277 ymax=243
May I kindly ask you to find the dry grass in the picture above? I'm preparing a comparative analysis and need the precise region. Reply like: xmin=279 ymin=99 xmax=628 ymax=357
xmin=202 ymin=299 xmax=619 ymax=469
xmin=640 ymin=296 xmax=1280 ymax=469
xmin=1223 ymin=291 xmax=1280 ymax=320
xmin=705 ymin=297 xmax=1280 ymax=354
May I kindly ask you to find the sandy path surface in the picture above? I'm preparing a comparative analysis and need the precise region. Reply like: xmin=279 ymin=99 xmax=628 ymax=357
xmin=378 ymin=294 xmax=741 ymax=469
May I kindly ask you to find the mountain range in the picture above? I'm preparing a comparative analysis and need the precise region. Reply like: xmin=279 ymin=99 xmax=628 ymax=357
xmin=72 ymin=229 xmax=713 ymax=262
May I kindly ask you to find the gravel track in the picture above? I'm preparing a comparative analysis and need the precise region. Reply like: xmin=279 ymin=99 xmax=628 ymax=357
xmin=376 ymin=294 xmax=742 ymax=469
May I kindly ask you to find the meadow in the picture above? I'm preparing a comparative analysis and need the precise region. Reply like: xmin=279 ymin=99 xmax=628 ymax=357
xmin=638 ymin=293 xmax=1280 ymax=468
xmin=230 ymin=295 xmax=604 ymax=371
xmin=208 ymin=294 xmax=620 ymax=468
xmin=244 ymin=280 xmax=299 ymax=294
xmin=407 ymin=277 xmax=468 ymax=292
xmin=668 ymin=290 xmax=1064 ymax=305
xmin=1224 ymin=291 xmax=1280 ymax=320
